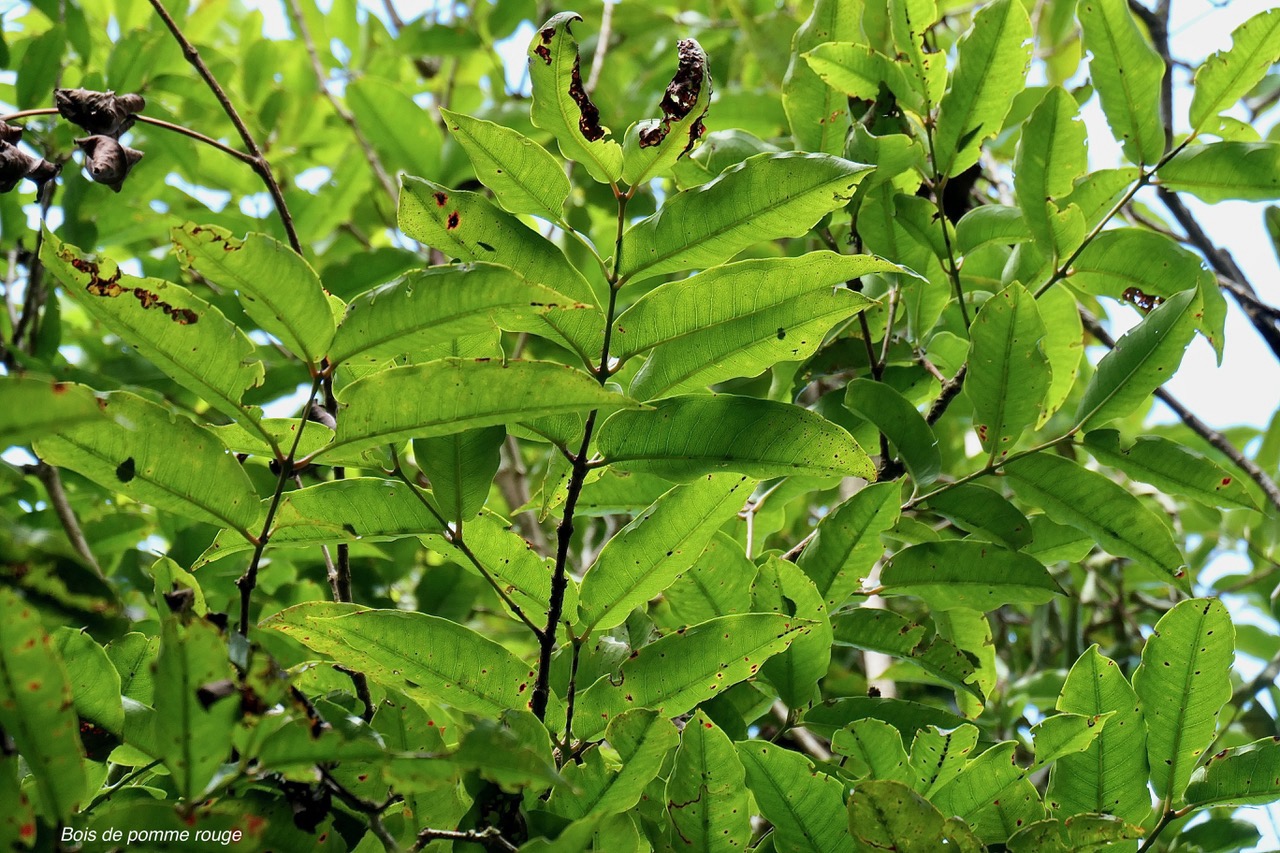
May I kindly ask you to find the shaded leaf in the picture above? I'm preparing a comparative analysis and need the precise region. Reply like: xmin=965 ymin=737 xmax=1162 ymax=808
xmin=737 ymin=741 xmax=854 ymax=853
xmin=548 ymin=709 xmax=677 ymax=819
xmin=847 ymin=779 xmax=949 ymax=852
xmin=845 ymin=378 xmax=941 ymax=485
xmin=832 ymin=608 xmax=982 ymax=700
xmin=923 ymin=482 xmax=1032 ymax=549
xmin=909 ymin=724 xmax=980 ymax=797
xmin=0 ymin=377 xmax=104 ymax=446
xmin=796 ymin=482 xmax=901 ymax=609
xmin=880 ymin=540 xmax=1065 ymax=610
xmin=1083 ymin=430 xmax=1259 ymax=511
xmin=832 ymin=719 xmax=913 ymax=784
xmin=665 ymin=711 xmax=752 ymax=853
xmin=751 ymin=556 xmax=833 ymax=708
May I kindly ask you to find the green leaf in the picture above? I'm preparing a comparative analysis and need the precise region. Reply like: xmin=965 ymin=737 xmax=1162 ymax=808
xmin=578 ymin=474 xmax=755 ymax=632
xmin=53 ymin=628 xmax=124 ymax=735
xmin=527 ymin=12 xmax=623 ymax=184
xmin=664 ymin=711 xmax=752 ymax=853
xmin=1083 ymin=430 xmax=1259 ymax=511
xmin=832 ymin=608 xmax=983 ymax=700
xmin=955 ymin=205 xmax=1033 ymax=254
xmin=439 ymin=107 xmax=571 ymax=221
xmin=153 ymin=618 xmax=238 ymax=799
xmin=573 ymin=614 xmax=811 ymax=739
xmin=1035 ymin=285 xmax=1085 ymax=426
xmin=751 ymin=556 xmax=834 ymax=708
xmin=197 ymin=477 xmax=444 ymax=565
xmin=1189 ymin=9 xmax=1280 ymax=133
xmin=1185 ymin=737 xmax=1280 ymax=807
xmin=1048 ymin=645 xmax=1152 ymax=825
xmin=933 ymin=0 xmax=1033 ymax=177
xmin=1074 ymin=288 xmax=1199 ymax=430
xmin=1157 ymin=141 xmax=1280 ymax=202
xmin=783 ymin=0 xmax=862 ymax=154
xmin=1078 ymin=0 xmax=1166 ymax=165
xmin=614 ymin=253 xmax=885 ymax=399
xmin=207 ymin=418 xmax=334 ymax=460
xmin=923 ymin=483 xmax=1032 ymax=549
xmin=1015 ymin=87 xmax=1088 ymax=254
xmin=846 ymin=779 xmax=950 ymax=852
xmin=880 ymin=541 xmax=1064 ymax=610
xmin=930 ymin=742 xmax=1043 ymax=841
xmin=451 ymin=710 xmax=562 ymax=792
xmin=325 ymin=359 xmax=635 ymax=458
xmin=802 ymin=697 xmax=968 ymax=741
xmin=663 ymin=531 xmax=757 ymax=625
xmin=737 ymin=741 xmax=854 ymax=853
xmin=1133 ymin=598 xmax=1234 ymax=803
xmin=1031 ymin=713 xmax=1108 ymax=770
xmin=413 ymin=426 xmax=505 ymax=525
xmin=933 ymin=609 xmax=996 ymax=715
xmin=0 ymin=587 xmax=86 ymax=822
xmin=965 ymin=283 xmax=1051 ymax=462
xmin=888 ymin=0 xmax=946 ymax=113
xmin=596 ymin=394 xmax=874 ymax=481
xmin=0 ymin=377 xmax=104 ymax=446
xmin=832 ymin=719 xmax=914 ymax=784
xmin=909 ymin=724 xmax=980 ymax=797
xmin=265 ymin=604 xmax=537 ymax=717
xmin=1003 ymin=452 xmax=1189 ymax=589
xmin=617 ymin=152 xmax=872 ymax=284
xmin=1006 ymin=815 xmax=1144 ymax=853
xmin=796 ymin=482 xmax=901 ymax=609
xmin=844 ymin=378 xmax=941 ymax=485
xmin=34 ymin=391 xmax=263 ymax=540
xmin=621 ymin=39 xmax=713 ymax=185
xmin=171 ymin=223 xmax=335 ymax=366
xmin=548 ymin=709 xmax=678 ymax=819
xmin=803 ymin=42 xmax=900 ymax=104
xmin=0 ymin=755 xmax=34 ymax=851
xmin=41 ymin=232 xmax=267 ymax=439
xmin=346 ymin=76 xmax=442 ymax=182
xmin=398 ymin=176 xmax=597 ymax=305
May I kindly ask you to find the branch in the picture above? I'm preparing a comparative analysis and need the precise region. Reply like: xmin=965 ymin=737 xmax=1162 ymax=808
xmin=412 ymin=826 xmax=517 ymax=853
xmin=29 ymin=461 xmax=102 ymax=577
xmin=584 ymin=0 xmax=615 ymax=94
xmin=144 ymin=0 xmax=301 ymax=253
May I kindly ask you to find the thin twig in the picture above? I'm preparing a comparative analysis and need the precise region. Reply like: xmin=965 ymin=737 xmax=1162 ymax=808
xmin=412 ymin=826 xmax=518 ymax=853
xmin=30 ymin=461 xmax=102 ymax=577
xmin=585 ymin=0 xmax=615 ymax=94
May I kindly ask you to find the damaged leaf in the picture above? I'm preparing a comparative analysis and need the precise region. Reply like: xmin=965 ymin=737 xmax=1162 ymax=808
xmin=621 ymin=38 xmax=712 ymax=185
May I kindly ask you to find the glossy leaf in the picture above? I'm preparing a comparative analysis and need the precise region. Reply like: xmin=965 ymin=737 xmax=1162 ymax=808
xmin=880 ymin=540 xmax=1064 ymax=610
xmin=665 ymin=711 xmax=752 ymax=853
xmin=34 ymin=391 xmax=262 ymax=539
xmin=965 ymin=283 xmax=1051 ymax=462
xmin=0 ymin=587 xmax=86 ymax=822
xmin=737 ymin=741 xmax=854 ymax=853
xmin=1157 ymin=141 xmax=1280 ymax=202
xmin=573 ymin=614 xmax=810 ymax=738
xmin=1048 ymin=645 xmax=1151 ymax=825
xmin=578 ymin=474 xmax=754 ymax=632
xmin=933 ymin=0 xmax=1033 ymax=177
xmin=1075 ymin=288 xmax=1199 ymax=429
xmin=1132 ymin=598 xmax=1234 ymax=802
xmin=832 ymin=608 xmax=982 ymax=700
xmin=172 ymin=223 xmax=335 ymax=366
xmin=0 ymin=377 xmax=104 ymax=446
xmin=923 ymin=483 xmax=1032 ymax=549
xmin=1189 ymin=9 xmax=1280 ymax=133
xmin=527 ymin=12 xmax=623 ymax=184
xmin=326 ymin=359 xmax=635 ymax=457
xmin=439 ymin=107 xmax=571 ymax=221
xmin=845 ymin=378 xmax=941 ymax=484
xmin=265 ymin=603 xmax=536 ymax=717
xmin=847 ymin=779 xmax=950 ymax=852
xmin=1078 ymin=0 xmax=1165 ymax=165
xmin=1015 ymin=87 xmax=1088 ymax=254
xmin=796 ymin=481 xmax=900 ymax=609
xmin=617 ymin=152 xmax=872 ymax=284
xmin=549 ymin=709 xmax=677 ymax=819
xmin=596 ymin=394 xmax=874 ymax=481
xmin=1003 ymin=452 xmax=1189 ymax=589
xmin=782 ymin=0 xmax=861 ymax=154
xmin=621 ymin=39 xmax=712 ymax=185
xmin=1185 ymin=737 xmax=1280 ymax=807
xmin=1083 ymin=430 xmax=1259 ymax=511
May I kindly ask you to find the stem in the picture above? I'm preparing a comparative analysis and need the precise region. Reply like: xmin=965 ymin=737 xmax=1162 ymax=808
xmin=30 ymin=461 xmax=102 ymax=577
xmin=922 ymin=120 xmax=970 ymax=329
xmin=144 ymin=0 xmax=301 ymax=253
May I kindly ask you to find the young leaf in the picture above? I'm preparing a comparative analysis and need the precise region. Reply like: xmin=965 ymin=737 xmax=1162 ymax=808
xmin=595 ymin=394 xmax=875 ymax=481
xmin=1074 ymin=288 xmax=1199 ymax=430
xmin=1003 ymin=452 xmax=1189 ymax=589
xmin=923 ymin=483 xmax=1032 ymax=549
xmin=1189 ymin=9 xmax=1280 ymax=134
xmin=737 ymin=741 xmax=854 ymax=853
xmin=548 ymin=709 xmax=678 ymax=819
xmin=782 ymin=0 xmax=862 ymax=154
xmin=847 ymin=779 xmax=950 ymax=852
xmin=751 ymin=556 xmax=833 ymax=708
xmin=34 ymin=391 xmax=262 ymax=540
xmin=527 ymin=12 xmax=623 ymax=184
xmin=413 ymin=426 xmax=505 ymax=525
xmin=665 ymin=711 xmax=752 ymax=853
xmin=1015 ymin=87 xmax=1088 ymax=254
xmin=171 ymin=223 xmax=336 ymax=367
xmin=1049 ymin=645 xmax=1152 ymax=825
xmin=578 ymin=474 xmax=754 ymax=632
xmin=1185 ymin=737 xmax=1280 ymax=808
xmin=0 ymin=587 xmax=86 ymax=822
xmin=880 ymin=541 xmax=1065 ymax=610
xmin=439 ymin=107 xmax=571 ymax=221
xmin=832 ymin=718 xmax=914 ymax=784
xmin=573 ymin=614 xmax=811 ymax=739
xmin=1132 ymin=598 xmax=1234 ymax=803
xmin=1083 ymin=430 xmax=1260 ymax=511
xmin=621 ymin=39 xmax=712 ymax=185
xmin=617 ymin=152 xmax=872 ymax=284
xmin=932 ymin=0 xmax=1033 ymax=178
xmin=832 ymin=607 xmax=982 ymax=700
xmin=398 ymin=176 xmax=597 ymax=305
xmin=325 ymin=359 xmax=636 ymax=458
xmin=1078 ymin=0 xmax=1166 ymax=165
xmin=0 ymin=377 xmax=104 ymax=446
xmin=845 ymin=378 xmax=942 ymax=484
xmin=796 ymin=481 xmax=901 ymax=609
xmin=1156 ymin=141 xmax=1280 ymax=202
xmin=265 ymin=603 xmax=537 ymax=717
xmin=965 ymin=283 xmax=1051 ymax=462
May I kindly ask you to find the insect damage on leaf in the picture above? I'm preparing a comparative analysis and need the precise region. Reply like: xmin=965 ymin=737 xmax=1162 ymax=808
xmin=638 ymin=39 xmax=711 ymax=153
xmin=568 ymin=52 xmax=606 ymax=142
xmin=69 ymin=251 xmax=199 ymax=324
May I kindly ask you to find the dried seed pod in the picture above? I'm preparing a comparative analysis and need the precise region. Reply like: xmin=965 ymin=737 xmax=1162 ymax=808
xmin=55 ymin=87 xmax=146 ymax=137
xmin=0 ymin=141 xmax=60 ymax=192
xmin=0 ymin=120 xmax=22 ymax=144
xmin=75 ymin=135 xmax=144 ymax=193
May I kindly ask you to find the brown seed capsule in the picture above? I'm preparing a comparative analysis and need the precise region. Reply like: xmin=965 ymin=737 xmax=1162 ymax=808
xmin=55 ymin=87 xmax=146 ymax=137
xmin=75 ymin=135 xmax=144 ymax=193
xmin=0 ymin=120 xmax=22 ymax=144
xmin=0 ymin=141 xmax=60 ymax=193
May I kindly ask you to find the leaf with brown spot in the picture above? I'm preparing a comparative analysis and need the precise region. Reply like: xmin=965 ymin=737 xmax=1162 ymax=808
xmin=621 ymin=39 xmax=712 ymax=185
